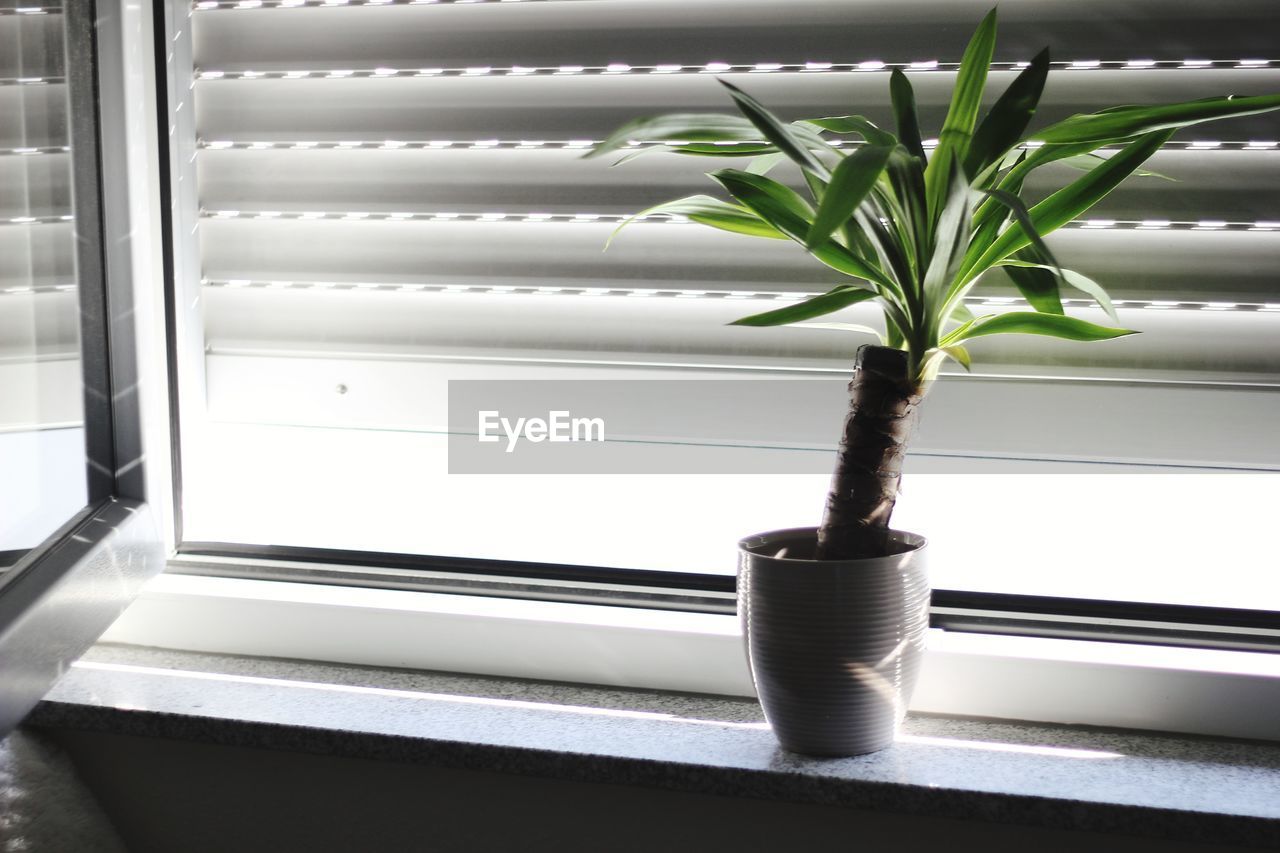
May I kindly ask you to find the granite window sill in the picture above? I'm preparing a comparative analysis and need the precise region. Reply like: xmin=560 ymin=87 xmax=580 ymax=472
xmin=27 ymin=644 xmax=1280 ymax=850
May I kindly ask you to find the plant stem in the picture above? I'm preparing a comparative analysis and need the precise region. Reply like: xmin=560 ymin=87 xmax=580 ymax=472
xmin=814 ymin=345 xmax=924 ymax=560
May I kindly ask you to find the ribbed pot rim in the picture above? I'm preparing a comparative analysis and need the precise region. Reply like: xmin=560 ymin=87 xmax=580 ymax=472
xmin=738 ymin=526 xmax=926 ymax=566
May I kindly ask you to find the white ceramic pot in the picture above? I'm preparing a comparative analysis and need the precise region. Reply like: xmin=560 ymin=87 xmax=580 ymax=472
xmin=738 ymin=526 xmax=929 ymax=756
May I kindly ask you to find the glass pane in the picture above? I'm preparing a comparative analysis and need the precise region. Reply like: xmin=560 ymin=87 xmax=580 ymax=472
xmin=0 ymin=0 xmax=86 ymax=570
xmin=172 ymin=2 xmax=1280 ymax=612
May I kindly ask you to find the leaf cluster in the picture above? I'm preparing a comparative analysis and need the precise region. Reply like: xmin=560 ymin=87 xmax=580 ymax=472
xmin=588 ymin=9 xmax=1280 ymax=383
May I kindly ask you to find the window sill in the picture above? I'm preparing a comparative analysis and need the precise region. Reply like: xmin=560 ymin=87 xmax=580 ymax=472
xmin=29 ymin=644 xmax=1280 ymax=850
xmin=96 ymin=573 xmax=1280 ymax=740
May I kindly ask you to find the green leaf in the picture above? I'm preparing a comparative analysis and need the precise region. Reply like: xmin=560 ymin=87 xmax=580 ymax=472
xmin=922 ymin=153 xmax=974 ymax=308
xmin=883 ymin=146 xmax=929 ymax=264
xmin=947 ymin=311 xmax=1137 ymax=343
xmin=920 ymin=153 xmax=976 ymax=342
xmin=1058 ymin=153 xmax=1174 ymax=181
xmin=587 ymin=113 xmax=765 ymax=159
xmin=794 ymin=321 xmax=885 ymax=343
xmin=1000 ymin=140 xmax=1114 ymax=180
xmin=851 ymin=203 xmax=913 ymax=296
xmin=998 ymin=259 xmax=1121 ymax=324
xmin=607 ymin=148 xmax=656 ymax=168
xmin=805 ymin=143 xmax=894 ymax=249
xmin=966 ymin=159 xmax=1023 ymax=275
xmin=606 ymin=195 xmax=786 ymax=248
xmin=966 ymin=130 xmax=1173 ymax=278
xmin=1002 ymin=251 xmax=1064 ymax=315
xmin=745 ymin=152 xmax=788 ymax=175
xmin=709 ymin=169 xmax=894 ymax=288
xmin=923 ymin=7 xmax=998 ymax=221
xmin=729 ymin=287 xmax=879 ymax=327
xmin=788 ymin=121 xmax=845 ymax=150
xmin=965 ymin=47 xmax=1050 ymax=179
xmin=941 ymin=344 xmax=972 ymax=370
xmin=658 ymin=143 xmax=778 ymax=157
xmin=939 ymin=313 xmax=989 ymax=346
xmin=719 ymin=79 xmax=830 ymax=178
xmin=929 ymin=344 xmax=972 ymax=370
xmin=884 ymin=316 xmax=906 ymax=348
xmin=844 ymin=219 xmax=881 ymax=264
xmin=1032 ymin=94 xmax=1280 ymax=145
xmin=948 ymin=301 xmax=976 ymax=325
xmin=979 ymin=188 xmax=1066 ymax=313
xmin=981 ymin=188 xmax=1061 ymax=270
xmin=967 ymin=136 xmax=1152 ymax=252
xmin=649 ymin=123 xmax=831 ymax=159
xmin=920 ymin=344 xmax=973 ymax=382
xmin=970 ymin=142 xmax=1096 ymax=235
xmin=889 ymin=69 xmax=927 ymax=161
xmin=801 ymin=115 xmax=897 ymax=148
xmin=709 ymin=169 xmax=814 ymax=223
xmin=609 ymin=144 xmax=774 ymax=168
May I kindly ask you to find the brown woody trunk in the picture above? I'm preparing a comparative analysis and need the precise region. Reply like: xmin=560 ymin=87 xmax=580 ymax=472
xmin=814 ymin=345 xmax=924 ymax=561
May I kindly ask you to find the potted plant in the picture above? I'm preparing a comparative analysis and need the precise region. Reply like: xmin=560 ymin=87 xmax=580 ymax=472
xmin=589 ymin=9 xmax=1280 ymax=756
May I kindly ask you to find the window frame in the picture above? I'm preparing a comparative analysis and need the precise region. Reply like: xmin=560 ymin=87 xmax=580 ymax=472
xmin=102 ymin=572 xmax=1280 ymax=741
xmin=139 ymin=0 xmax=1280 ymax=741
xmin=0 ymin=0 xmax=166 ymax=736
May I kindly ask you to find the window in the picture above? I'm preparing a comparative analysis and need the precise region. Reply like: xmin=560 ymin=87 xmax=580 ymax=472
xmin=157 ymin=1 xmax=1278 ymax=648
xmin=0 ymin=0 xmax=164 ymax=735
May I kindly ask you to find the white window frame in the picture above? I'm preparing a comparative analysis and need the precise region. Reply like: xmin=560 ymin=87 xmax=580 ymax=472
xmin=111 ymin=1 xmax=1280 ymax=746
xmin=102 ymin=572 xmax=1280 ymax=742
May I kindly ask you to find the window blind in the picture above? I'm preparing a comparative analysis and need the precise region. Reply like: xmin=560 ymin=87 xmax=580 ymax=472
xmin=0 ymin=0 xmax=88 ymax=560
xmin=0 ymin=0 xmax=79 ymax=430
xmin=167 ymin=0 xmax=1280 ymax=466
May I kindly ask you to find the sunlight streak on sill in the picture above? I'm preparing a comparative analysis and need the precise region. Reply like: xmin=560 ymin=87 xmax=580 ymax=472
xmin=72 ymin=660 xmax=772 ymax=730
xmin=896 ymin=735 xmax=1123 ymax=760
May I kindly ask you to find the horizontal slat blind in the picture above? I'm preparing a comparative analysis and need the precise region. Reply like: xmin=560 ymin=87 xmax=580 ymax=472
xmin=202 ymin=287 xmax=1280 ymax=386
xmin=192 ymin=72 xmax=1280 ymax=140
xmin=189 ymin=0 xmax=1278 ymax=66
xmin=0 ymin=0 xmax=80 ymax=564
xmin=175 ymin=0 xmax=1280 ymax=395
xmin=198 ymin=147 xmax=1280 ymax=222
xmin=0 ymin=0 xmax=76 ymax=372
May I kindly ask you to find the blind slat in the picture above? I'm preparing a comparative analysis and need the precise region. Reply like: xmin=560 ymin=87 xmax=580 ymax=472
xmin=0 ymin=290 xmax=77 ymax=359
xmin=198 ymin=147 xmax=1280 ymax=223
xmin=0 ymin=221 xmax=73 ymax=287
xmin=0 ymin=85 xmax=67 ymax=147
xmin=192 ymin=0 xmax=1280 ymax=69
xmin=0 ymin=151 xmax=70 ymax=219
xmin=199 ymin=218 xmax=1280 ymax=304
xmin=0 ymin=13 xmax=62 ymax=78
xmin=193 ymin=71 xmax=1280 ymax=141
xmin=201 ymin=286 xmax=1280 ymax=386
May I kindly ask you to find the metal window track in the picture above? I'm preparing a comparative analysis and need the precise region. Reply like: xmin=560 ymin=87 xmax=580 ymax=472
xmin=172 ymin=543 xmax=1280 ymax=652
